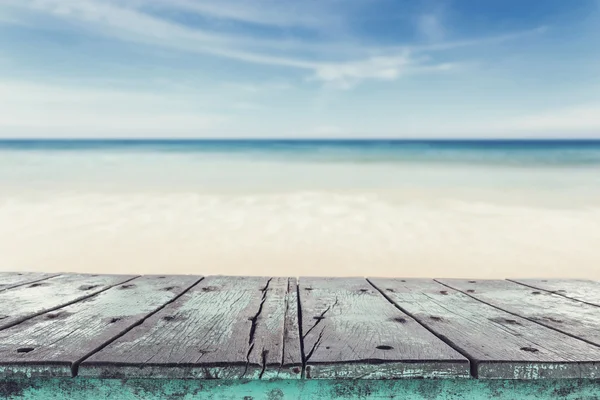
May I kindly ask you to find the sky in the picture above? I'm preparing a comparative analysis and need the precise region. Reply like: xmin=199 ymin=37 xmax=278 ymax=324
xmin=0 ymin=0 xmax=599 ymax=138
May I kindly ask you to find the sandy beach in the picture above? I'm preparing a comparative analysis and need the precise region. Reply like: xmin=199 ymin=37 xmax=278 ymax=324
xmin=1 ymin=141 xmax=599 ymax=279
xmin=1 ymin=190 xmax=599 ymax=279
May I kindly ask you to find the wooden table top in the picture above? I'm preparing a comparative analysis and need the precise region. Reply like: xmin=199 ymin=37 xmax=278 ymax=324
xmin=1 ymin=272 xmax=600 ymax=381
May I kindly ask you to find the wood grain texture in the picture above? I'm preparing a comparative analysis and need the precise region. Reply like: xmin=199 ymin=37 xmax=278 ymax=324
xmin=80 ymin=276 xmax=301 ymax=380
xmin=369 ymin=278 xmax=600 ymax=379
xmin=0 ymin=272 xmax=59 ymax=293
xmin=437 ymin=278 xmax=600 ymax=348
xmin=0 ymin=275 xmax=201 ymax=379
xmin=298 ymin=278 xmax=469 ymax=379
xmin=509 ymin=279 xmax=600 ymax=307
xmin=0 ymin=274 xmax=136 ymax=331
xmin=279 ymin=278 xmax=303 ymax=379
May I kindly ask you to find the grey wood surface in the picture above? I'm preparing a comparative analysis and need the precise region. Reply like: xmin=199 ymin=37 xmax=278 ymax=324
xmin=0 ymin=274 xmax=136 ymax=331
xmin=280 ymin=278 xmax=303 ymax=379
xmin=0 ymin=272 xmax=59 ymax=293
xmin=0 ymin=275 xmax=201 ymax=378
xmin=1 ymin=272 xmax=600 ymax=381
xmin=80 ymin=276 xmax=301 ymax=380
xmin=298 ymin=277 xmax=469 ymax=379
xmin=509 ymin=279 xmax=600 ymax=307
xmin=437 ymin=278 xmax=600 ymax=347
xmin=369 ymin=278 xmax=600 ymax=379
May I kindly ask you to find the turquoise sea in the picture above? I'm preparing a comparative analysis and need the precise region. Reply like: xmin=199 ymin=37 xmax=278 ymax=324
xmin=0 ymin=139 xmax=599 ymax=278
xmin=1 ymin=140 xmax=600 ymax=196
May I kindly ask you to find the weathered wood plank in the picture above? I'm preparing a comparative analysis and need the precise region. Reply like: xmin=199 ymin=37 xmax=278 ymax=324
xmin=298 ymin=277 xmax=469 ymax=379
xmin=279 ymin=278 xmax=303 ymax=379
xmin=0 ymin=272 xmax=59 ymax=293
xmin=0 ymin=274 xmax=136 ymax=330
xmin=0 ymin=275 xmax=201 ymax=378
xmin=437 ymin=278 xmax=600 ymax=348
xmin=509 ymin=279 xmax=600 ymax=307
xmin=80 ymin=276 xmax=302 ymax=380
xmin=369 ymin=278 xmax=600 ymax=379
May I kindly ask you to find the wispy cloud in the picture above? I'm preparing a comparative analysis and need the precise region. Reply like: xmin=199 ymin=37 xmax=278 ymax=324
xmin=396 ymin=26 xmax=549 ymax=56
xmin=145 ymin=0 xmax=342 ymax=31
xmin=222 ymin=81 xmax=293 ymax=93
xmin=311 ymin=53 xmax=420 ymax=89
xmin=1 ymin=0 xmax=548 ymax=89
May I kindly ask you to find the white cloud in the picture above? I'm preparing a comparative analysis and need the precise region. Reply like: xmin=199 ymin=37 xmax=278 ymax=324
xmin=409 ymin=26 xmax=548 ymax=53
xmin=145 ymin=0 xmax=340 ymax=31
xmin=2 ymin=0 xmax=317 ymax=66
xmin=310 ymin=54 xmax=459 ymax=88
xmin=311 ymin=54 xmax=411 ymax=88
xmin=222 ymin=81 xmax=292 ymax=93
xmin=4 ymin=0 xmax=441 ymax=87
xmin=0 ymin=0 xmax=549 ymax=89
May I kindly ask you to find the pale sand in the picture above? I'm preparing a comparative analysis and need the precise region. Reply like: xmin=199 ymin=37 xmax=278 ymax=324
xmin=1 ymin=191 xmax=599 ymax=279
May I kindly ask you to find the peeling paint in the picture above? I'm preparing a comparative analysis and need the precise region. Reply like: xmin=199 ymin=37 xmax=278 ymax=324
xmin=1 ymin=378 xmax=600 ymax=399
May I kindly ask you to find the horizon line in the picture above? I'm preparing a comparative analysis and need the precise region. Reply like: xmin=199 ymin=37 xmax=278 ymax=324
xmin=1 ymin=138 xmax=600 ymax=142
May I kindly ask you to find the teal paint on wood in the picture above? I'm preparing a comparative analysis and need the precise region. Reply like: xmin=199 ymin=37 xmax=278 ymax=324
xmin=510 ymin=279 xmax=600 ymax=308
xmin=437 ymin=278 xmax=600 ymax=347
xmin=0 ymin=273 xmax=59 ymax=293
xmin=0 ymin=275 xmax=202 ymax=379
xmin=1 ymin=378 xmax=600 ymax=399
xmin=80 ymin=276 xmax=302 ymax=380
xmin=368 ymin=278 xmax=600 ymax=380
xmin=298 ymin=278 xmax=469 ymax=379
xmin=0 ymin=274 xmax=137 ymax=331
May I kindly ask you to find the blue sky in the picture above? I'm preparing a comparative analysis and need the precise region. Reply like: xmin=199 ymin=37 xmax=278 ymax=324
xmin=0 ymin=0 xmax=599 ymax=138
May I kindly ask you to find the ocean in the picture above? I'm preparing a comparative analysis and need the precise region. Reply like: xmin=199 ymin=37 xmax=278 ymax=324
xmin=1 ymin=139 xmax=599 ymax=278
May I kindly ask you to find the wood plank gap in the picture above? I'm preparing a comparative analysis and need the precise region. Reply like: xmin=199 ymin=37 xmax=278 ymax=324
xmin=367 ymin=279 xmax=478 ymax=378
xmin=435 ymin=279 xmax=600 ymax=350
xmin=0 ymin=274 xmax=61 ymax=293
xmin=0 ymin=275 xmax=140 ymax=332
xmin=71 ymin=276 xmax=205 ymax=377
xmin=296 ymin=281 xmax=307 ymax=379
xmin=278 ymin=278 xmax=289 ymax=378
xmin=506 ymin=279 xmax=600 ymax=308
xmin=277 ymin=277 xmax=298 ymax=378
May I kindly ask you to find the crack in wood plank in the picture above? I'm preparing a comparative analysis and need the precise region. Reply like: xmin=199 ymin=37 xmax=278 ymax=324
xmin=302 ymin=297 xmax=338 ymax=341
xmin=296 ymin=282 xmax=307 ymax=378
xmin=243 ymin=278 xmax=272 ymax=379
xmin=304 ymin=327 xmax=326 ymax=364
xmin=278 ymin=278 xmax=290 ymax=377
xmin=258 ymin=349 xmax=268 ymax=379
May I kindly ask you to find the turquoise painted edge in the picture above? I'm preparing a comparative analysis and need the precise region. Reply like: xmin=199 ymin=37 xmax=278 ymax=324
xmin=1 ymin=378 xmax=600 ymax=399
